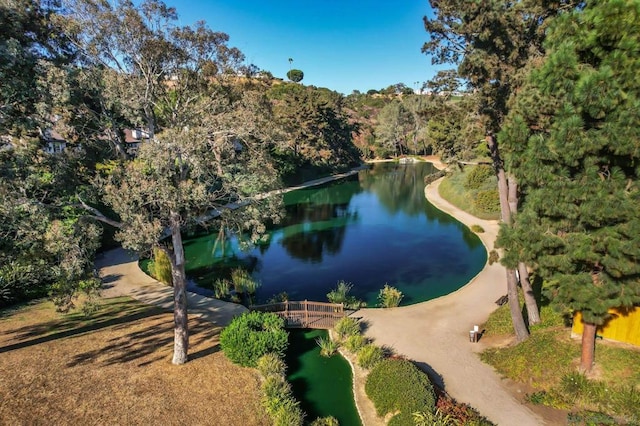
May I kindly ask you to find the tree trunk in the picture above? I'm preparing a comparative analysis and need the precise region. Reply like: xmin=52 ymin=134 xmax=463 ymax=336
xmin=507 ymin=175 xmax=518 ymax=216
xmin=170 ymin=213 xmax=189 ymax=365
xmin=518 ymin=262 xmax=541 ymax=325
xmin=506 ymin=176 xmax=541 ymax=325
xmin=487 ymin=134 xmax=529 ymax=341
xmin=580 ymin=322 xmax=597 ymax=372
xmin=507 ymin=268 xmax=529 ymax=342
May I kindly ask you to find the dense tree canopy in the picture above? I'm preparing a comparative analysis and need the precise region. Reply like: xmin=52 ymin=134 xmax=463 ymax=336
xmin=499 ymin=0 xmax=640 ymax=371
xmin=286 ymin=68 xmax=304 ymax=83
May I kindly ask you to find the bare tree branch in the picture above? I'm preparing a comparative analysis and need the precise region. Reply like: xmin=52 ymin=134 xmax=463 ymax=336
xmin=76 ymin=194 xmax=123 ymax=228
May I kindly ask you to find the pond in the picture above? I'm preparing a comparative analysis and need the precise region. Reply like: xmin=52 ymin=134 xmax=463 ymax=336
xmin=184 ymin=162 xmax=486 ymax=306
xmin=286 ymin=329 xmax=361 ymax=425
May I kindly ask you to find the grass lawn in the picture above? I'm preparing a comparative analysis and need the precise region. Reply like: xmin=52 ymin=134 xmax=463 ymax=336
xmin=0 ymin=297 xmax=269 ymax=426
xmin=481 ymin=300 xmax=640 ymax=424
xmin=437 ymin=165 xmax=500 ymax=221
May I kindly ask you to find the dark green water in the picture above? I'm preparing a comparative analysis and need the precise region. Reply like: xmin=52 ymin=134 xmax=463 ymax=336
xmin=184 ymin=162 xmax=486 ymax=306
xmin=286 ymin=329 xmax=361 ymax=425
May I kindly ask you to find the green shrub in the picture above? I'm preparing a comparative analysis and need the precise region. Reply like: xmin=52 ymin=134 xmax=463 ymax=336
xmin=344 ymin=334 xmax=367 ymax=353
xmin=327 ymin=280 xmax=365 ymax=309
xmin=464 ymin=165 xmax=494 ymax=190
xmin=231 ymin=268 xmax=259 ymax=294
xmin=261 ymin=376 xmax=293 ymax=415
xmin=150 ymin=247 xmax=173 ymax=285
xmin=273 ymin=398 xmax=305 ymax=426
xmin=316 ymin=335 xmax=339 ymax=357
xmin=334 ymin=317 xmax=360 ymax=340
xmin=213 ymin=278 xmax=231 ymax=299
xmin=470 ymin=224 xmax=484 ymax=233
xmin=365 ymin=359 xmax=437 ymax=425
xmin=327 ymin=280 xmax=352 ymax=304
xmin=0 ymin=261 xmax=49 ymax=306
xmin=378 ymin=284 xmax=403 ymax=308
xmin=474 ymin=189 xmax=500 ymax=213
xmin=258 ymin=354 xmax=305 ymax=426
xmin=220 ymin=311 xmax=288 ymax=367
xmin=257 ymin=353 xmax=287 ymax=378
xmin=357 ymin=344 xmax=384 ymax=369
xmin=310 ymin=416 xmax=339 ymax=426
xmin=413 ymin=409 xmax=459 ymax=426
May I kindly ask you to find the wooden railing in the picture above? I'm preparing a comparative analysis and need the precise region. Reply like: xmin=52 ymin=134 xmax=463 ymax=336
xmin=250 ymin=300 xmax=345 ymax=329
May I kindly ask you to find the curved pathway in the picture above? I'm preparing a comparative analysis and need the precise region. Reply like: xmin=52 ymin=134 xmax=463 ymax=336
xmin=357 ymin=178 xmax=544 ymax=426
xmin=94 ymin=164 xmax=546 ymax=425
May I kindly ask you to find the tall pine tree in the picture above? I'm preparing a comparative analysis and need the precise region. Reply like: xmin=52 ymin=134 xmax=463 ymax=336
xmin=499 ymin=0 xmax=640 ymax=372
xmin=422 ymin=0 xmax=584 ymax=339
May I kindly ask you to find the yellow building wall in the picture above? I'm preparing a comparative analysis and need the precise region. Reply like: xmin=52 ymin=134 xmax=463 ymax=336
xmin=572 ymin=307 xmax=640 ymax=347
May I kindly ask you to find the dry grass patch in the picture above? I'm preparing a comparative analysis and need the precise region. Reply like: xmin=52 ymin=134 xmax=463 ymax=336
xmin=0 ymin=297 xmax=269 ymax=426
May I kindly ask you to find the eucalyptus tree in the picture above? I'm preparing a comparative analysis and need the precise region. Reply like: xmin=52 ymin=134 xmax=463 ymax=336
xmin=423 ymin=1 xmax=582 ymax=338
xmin=374 ymin=100 xmax=413 ymax=157
xmin=499 ymin=0 xmax=640 ymax=371
xmin=0 ymin=0 xmax=105 ymax=309
xmin=67 ymin=0 xmax=282 ymax=364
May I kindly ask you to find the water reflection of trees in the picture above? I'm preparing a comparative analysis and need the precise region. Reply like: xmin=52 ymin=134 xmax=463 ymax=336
xmin=279 ymin=179 xmax=361 ymax=262
xmin=359 ymin=163 xmax=438 ymax=216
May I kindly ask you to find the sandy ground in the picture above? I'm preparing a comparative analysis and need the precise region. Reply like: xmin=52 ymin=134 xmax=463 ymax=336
xmin=94 ymin=162 xmax=556 ymax=425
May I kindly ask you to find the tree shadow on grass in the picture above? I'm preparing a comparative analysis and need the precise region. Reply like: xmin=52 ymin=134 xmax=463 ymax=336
xmin=2 ymin=296 xmax=224 ymax=367
xmin=0 ymin=299 xmax=167 ymax=355
xmin=67 ymin=316 xmax=222 ymax=367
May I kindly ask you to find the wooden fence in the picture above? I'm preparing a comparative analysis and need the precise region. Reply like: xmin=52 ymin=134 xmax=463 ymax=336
xmin=250 ymin=300 xmax=345 ymax=329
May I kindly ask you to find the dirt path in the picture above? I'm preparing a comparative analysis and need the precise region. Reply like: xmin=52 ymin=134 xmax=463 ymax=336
xmin=357 ymin=177 xmax=546 ymax=426
xmin=96 ymin=248 xmax=248 ymax=326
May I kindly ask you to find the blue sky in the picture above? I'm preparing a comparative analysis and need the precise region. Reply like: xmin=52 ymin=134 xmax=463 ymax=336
xmin=171 ymin=1 xmax=443 ymax=94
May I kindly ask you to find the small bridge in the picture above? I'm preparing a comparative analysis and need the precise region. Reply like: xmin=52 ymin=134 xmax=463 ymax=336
xmin=250 ymin=300 xmax=345 ymax=329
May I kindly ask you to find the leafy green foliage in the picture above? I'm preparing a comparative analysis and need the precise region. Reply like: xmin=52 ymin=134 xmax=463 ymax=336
xmin=286 ymin=69 xmax=304 ymax=83
xmin=220 ymin=312 xmax=289 ymax=367
xmin=213 ymin=278 xmax=232 ymax=300
xmin=315 ymin=335 xmax=339 ymax=357
xmin=378 ymin=284 xmax=403 ymax=308
xmin=365 ymin=359 xmax=436 ymax=425
xmin=268 ymin=83 xmax=360 ymax=183
xmin=499 ymin=0 xmax=640 ymax=331
xmin=256 ymin=353 xmax=287 ymax=378
xmin=310 ymin=416 xmax=339 ymax=426
xmin=356 ymin=344 xmax=384 ymax=369
xmin=474 ymin=190 xmax=500 ymax=214
xmin=258 ymin=352 xmax=305 ymax=426
xmin=344 ymin=334 xmax=367 ymax=353
xmin=231 ymin=268 xmax=260 ymax=295
xmin=326 ymin=281 xmax=364 ymax=309
xmin=438 ymin=170 xmax=500 ymax=220
xmin=326 ymin=280 xmax=352 ymax=304
xmin=413 ymin=409 xmax=458 ymax=426
xmin=333 ymin=316 xmax=360 ymax=340
xmin=464 ymin=166 xmax=494 ymax=190
xmin=149 ymin=247 xmax=173 ymax=286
